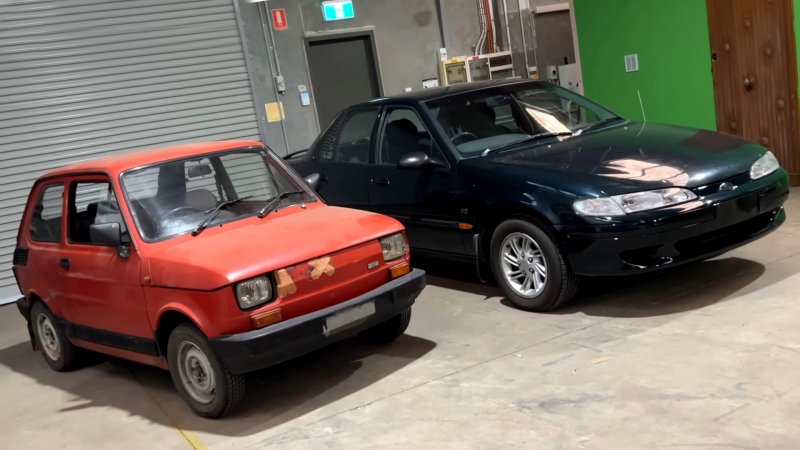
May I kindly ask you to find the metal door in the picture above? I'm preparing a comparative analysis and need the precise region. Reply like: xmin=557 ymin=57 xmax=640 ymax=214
xmin=306 ymin=33 xmax=382 ymax=129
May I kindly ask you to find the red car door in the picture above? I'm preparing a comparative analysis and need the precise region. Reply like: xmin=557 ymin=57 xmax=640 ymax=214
xmin=21 ymin=181 xmax=75 ymax=321
xmin=59 ymin=177 xmax=153 ymax=352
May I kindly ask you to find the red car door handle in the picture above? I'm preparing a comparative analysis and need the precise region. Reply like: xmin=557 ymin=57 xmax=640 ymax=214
xmin=371 ymin=176 xmax=390 ymax=186
xmin=59 ymin=258 xmax=70 ymax=270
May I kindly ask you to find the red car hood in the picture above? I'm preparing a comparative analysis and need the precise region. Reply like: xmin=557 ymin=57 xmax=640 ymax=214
xmin=144 ymin=203 xmax=403 ymax=290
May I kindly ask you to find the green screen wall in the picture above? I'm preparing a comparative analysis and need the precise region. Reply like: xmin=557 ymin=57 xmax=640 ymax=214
xmin=796 ymin=0 xmax=800 ymax=95
xmin=573 ymin=0 xmax=718 ymax=130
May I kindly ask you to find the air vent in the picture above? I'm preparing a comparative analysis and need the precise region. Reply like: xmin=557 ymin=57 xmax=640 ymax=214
xmin=13 ymin=248 xmax=28 ymax=266
xmin=624 ymin=54 xmax=639 ymax=72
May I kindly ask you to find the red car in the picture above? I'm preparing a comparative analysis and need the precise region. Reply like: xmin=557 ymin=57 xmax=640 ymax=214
xmin=12 ymin=141 xmax=425 ymax=418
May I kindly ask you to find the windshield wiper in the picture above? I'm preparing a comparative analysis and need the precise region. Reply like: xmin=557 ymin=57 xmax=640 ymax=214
xmin=484 ymin=131 xmax=575 ymax=155
xmin=191 ymin=196 xmax=251 ymax=236
xmin=257 ymin=190 xmax=305 ymax=218
xmin=575 ymin=116 xmax=622 ymax=135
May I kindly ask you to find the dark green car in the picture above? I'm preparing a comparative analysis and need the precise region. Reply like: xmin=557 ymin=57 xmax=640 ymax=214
xmin=289 ymin=79 xmax=790 ymax=311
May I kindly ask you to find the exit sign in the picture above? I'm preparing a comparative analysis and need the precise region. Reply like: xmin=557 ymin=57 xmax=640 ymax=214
xmin=322 ymin=0 xmax=354 ymax=21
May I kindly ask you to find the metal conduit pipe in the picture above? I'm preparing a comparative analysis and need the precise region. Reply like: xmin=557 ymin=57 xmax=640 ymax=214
xmin=527 ymin=2 xmax=539 ymax=73
xmin=483 ymin=0 xmax=494 ymax=53
xmin=474 ymin=0 xmax=487 ymax=55
xmin=435 ymin=0 xmax=451 ymax=51
xmin=517 ymin=0 xmax=530 ymax=77
xmin=502 ymin=0 xmax=512 ymax=51
xmin=257 ymin=3 xmax=291 ymax=153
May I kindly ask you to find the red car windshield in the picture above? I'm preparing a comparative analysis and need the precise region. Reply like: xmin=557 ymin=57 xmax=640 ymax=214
xmin=121 ymin=149 xmax=312 ymax=241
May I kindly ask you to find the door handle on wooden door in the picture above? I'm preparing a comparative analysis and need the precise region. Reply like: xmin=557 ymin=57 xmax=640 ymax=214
xmin=744 ymin=76 xmax=755 ymax=91
xmin=370 ymin=176 xmax=390 ymax=186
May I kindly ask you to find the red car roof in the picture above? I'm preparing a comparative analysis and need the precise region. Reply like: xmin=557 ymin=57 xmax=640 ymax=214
xmin=42 ymin=140 xmax=264 ymax=178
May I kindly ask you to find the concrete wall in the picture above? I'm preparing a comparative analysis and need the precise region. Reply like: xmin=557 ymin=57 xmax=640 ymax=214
xmin=299 ymin=0 xmax=442 ymax=95
xmin=444 ymin=0 xmax=481 ymax=57
xmin=236 ymin=1 xmax=311 ymax=154
xmin=237 ymin=0 xmax=488 ymax=155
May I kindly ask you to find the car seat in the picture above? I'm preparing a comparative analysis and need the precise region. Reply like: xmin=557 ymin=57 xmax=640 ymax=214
xmin=186 ymin=189 xmax=217 ymax=211
xmin=155 ymin=162 xmax=187 ymax=209
xmin=30 ymin=203 xmax=58 ymax=242
xmin=69 ymin=202 xmax=98 ymax=243
xmin=384 ymin=119 xmax=420 ymax=163
xmin=130 ymin=200 xmax=158 ymax=239
xmin=93 ymin=200 xmax=127 ymax=232
xmin=459 ymin=102 xmax=508 ymax=137
xmin=88 ymin=200 xmax=129 ymax=244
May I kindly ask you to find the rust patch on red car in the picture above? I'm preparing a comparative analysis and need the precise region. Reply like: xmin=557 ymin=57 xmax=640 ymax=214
xmin=275 ymin=268 xmax=297 ymax=298
xmin=308 ymin=256 xmax=335 ymax=280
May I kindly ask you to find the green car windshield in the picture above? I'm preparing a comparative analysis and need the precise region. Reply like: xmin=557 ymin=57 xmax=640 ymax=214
xmin=425 ymin=82 xmax=621 ymax=157
xmin=121 ymin=149 xmax=313 ymax=241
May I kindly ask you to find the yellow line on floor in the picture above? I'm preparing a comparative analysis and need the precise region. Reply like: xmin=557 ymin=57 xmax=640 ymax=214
xmin=176 ymin=427 xmax=208 ymax=450
xmin=125 ymin=364 xmax=208 ymax=450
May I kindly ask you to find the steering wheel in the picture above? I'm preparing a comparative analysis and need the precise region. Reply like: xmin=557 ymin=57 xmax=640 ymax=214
xmin=450 ymin=131 xmax=478 ymax=144
xmin=163 ymin=206 xmax=201 ymax=220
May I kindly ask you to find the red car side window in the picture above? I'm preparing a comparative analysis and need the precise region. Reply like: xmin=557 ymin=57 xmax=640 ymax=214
xmin=68 ymin=181 xmax=124 ymax=245
xmin=29 ymin=184 xmax=64 ymax=243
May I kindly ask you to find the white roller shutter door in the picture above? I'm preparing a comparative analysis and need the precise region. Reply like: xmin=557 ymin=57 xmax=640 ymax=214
xmin=0 ymin=0 xmax=262 ymax=302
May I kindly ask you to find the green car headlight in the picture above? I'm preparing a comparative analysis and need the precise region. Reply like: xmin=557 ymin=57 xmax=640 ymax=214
xmin=574 ymin=188 xmax=697 ymax=216
xmin=750 ymin=151 xmax=780 ymax=180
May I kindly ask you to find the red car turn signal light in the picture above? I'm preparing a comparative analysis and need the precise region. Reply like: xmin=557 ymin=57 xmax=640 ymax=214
xmin=390 ymin=262 xmax=411 ymax=279
xmin=251 ymin=308 xmax=282 ymax=329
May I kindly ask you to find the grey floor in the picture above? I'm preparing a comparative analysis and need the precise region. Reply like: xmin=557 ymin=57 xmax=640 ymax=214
xmin=1 ymin=190 xmax=798 ymax=450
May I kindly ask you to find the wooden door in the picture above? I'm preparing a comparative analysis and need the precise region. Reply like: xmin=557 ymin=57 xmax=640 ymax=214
xmin=707 ymin=0 xmax=800 ymax=184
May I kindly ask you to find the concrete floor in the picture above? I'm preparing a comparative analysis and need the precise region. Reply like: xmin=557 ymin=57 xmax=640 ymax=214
xmin=1 ymin=191 xmax=799 ymax=450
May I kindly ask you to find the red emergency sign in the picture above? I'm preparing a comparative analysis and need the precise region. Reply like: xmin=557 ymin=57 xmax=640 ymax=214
xmin=272 ymin=8 xmax=287 ymax=31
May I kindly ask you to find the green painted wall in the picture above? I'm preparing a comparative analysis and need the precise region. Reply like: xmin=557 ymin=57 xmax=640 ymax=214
xmin=573 ymin=0 xmax=717 ymax=130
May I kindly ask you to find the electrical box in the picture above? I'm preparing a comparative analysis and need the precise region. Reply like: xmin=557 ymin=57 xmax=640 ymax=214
xmin=468 ymin=57 xmax=490 ymax=82
xmin=557 ymin=63 xmax=579 ymax=92
xmin=438 ymin=51 xmax=515 ymax=86
xmin=439 ymin=57 xmax=469 ymax=86
xmin=546 ymin=65 xmax=559 ymax=82
xmin=485 ymin=51 xmax=514 ymax=79
xmin=274 ymin=75 xmax=286 ymax=94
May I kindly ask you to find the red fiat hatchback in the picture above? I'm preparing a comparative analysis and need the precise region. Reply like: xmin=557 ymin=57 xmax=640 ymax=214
xmin=12 ymin=141 xmax=425 ymax=418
